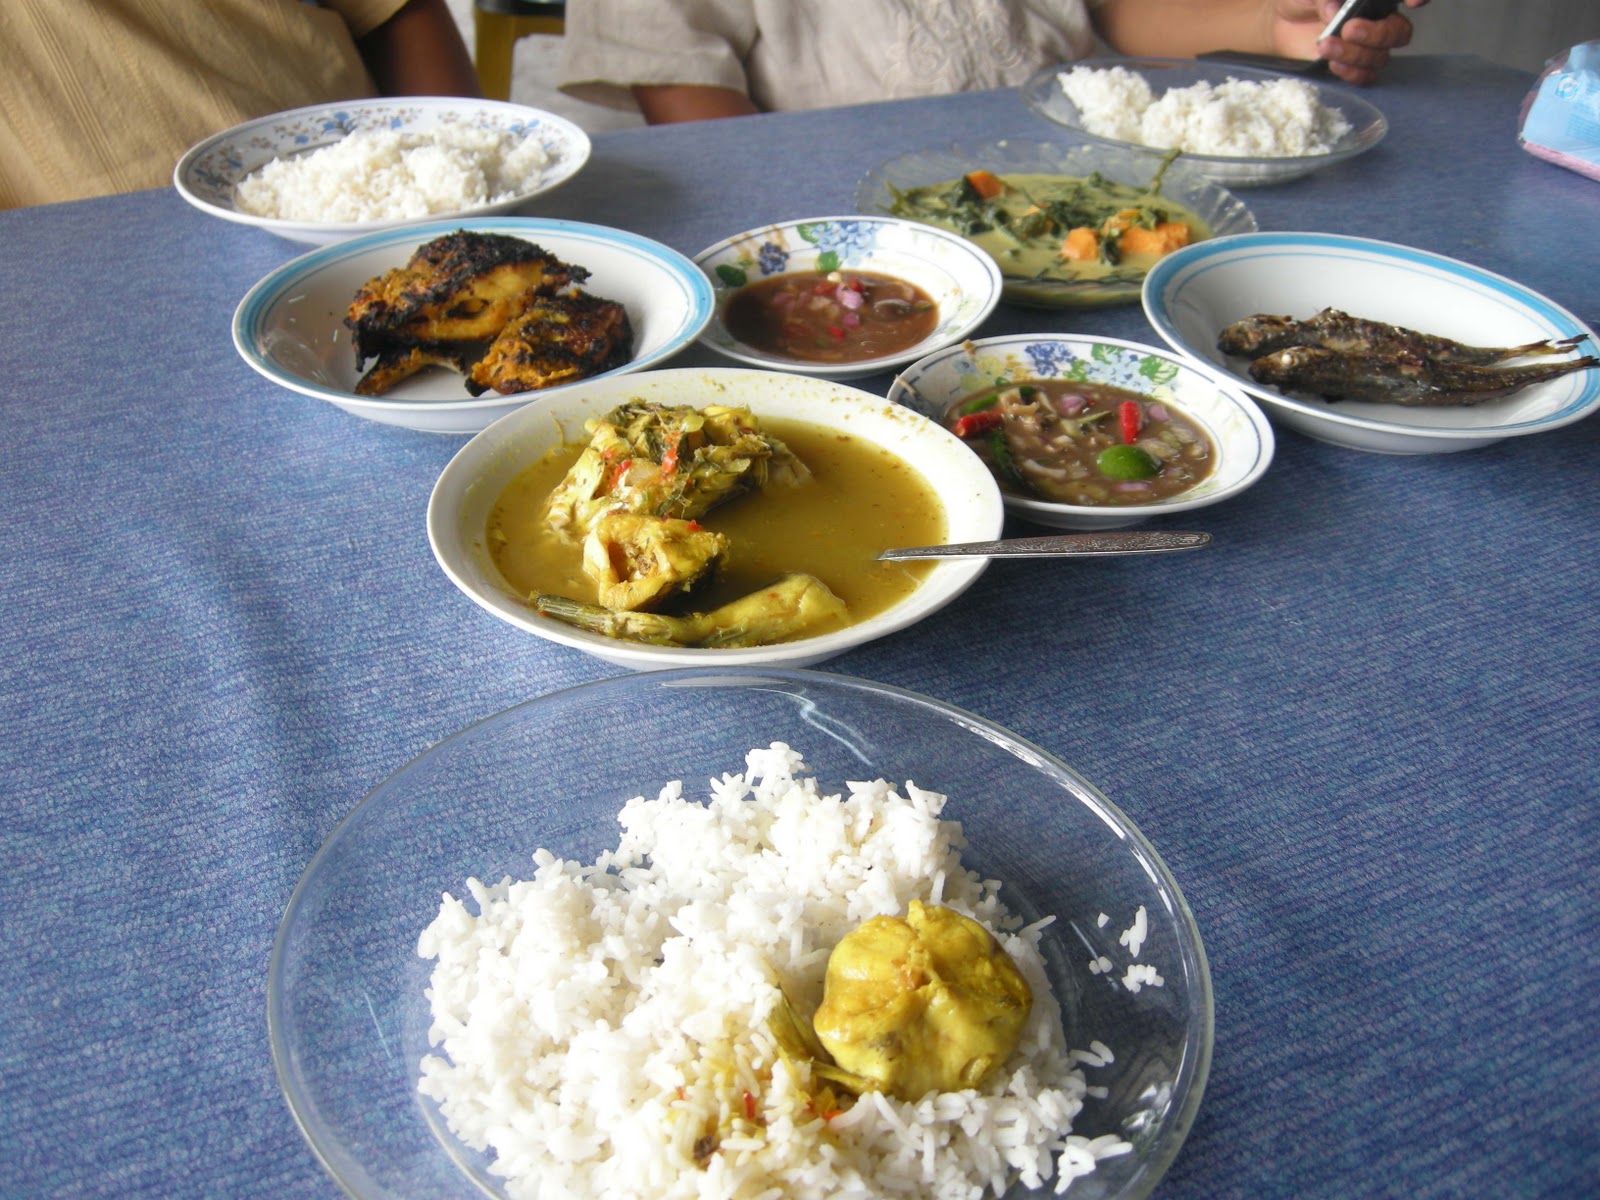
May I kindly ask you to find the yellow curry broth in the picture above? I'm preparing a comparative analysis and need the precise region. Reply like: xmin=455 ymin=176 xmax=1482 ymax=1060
xmin=487 ymin=418 xmax=945 ymax=636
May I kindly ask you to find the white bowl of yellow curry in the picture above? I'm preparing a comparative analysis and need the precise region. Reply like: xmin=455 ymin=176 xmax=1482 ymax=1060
xmin=427 ymin=368 xmax=1004 ymax=670
xmin=856 ymin=140 xmax=1257 ymax=308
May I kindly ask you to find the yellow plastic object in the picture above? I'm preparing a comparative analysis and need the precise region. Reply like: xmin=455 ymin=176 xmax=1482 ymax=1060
xmin=473 ymin=0 xmax=566 ymax=101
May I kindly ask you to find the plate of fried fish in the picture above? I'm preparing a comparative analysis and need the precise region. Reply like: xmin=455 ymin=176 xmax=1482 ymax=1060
xmin=1142 ymin=232 xmax=1600 ymax=453
xmin=233 ymin=218 xmax=715 ymax=433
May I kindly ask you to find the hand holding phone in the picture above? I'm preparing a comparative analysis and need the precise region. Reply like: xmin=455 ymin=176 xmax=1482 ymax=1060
xmin=1317 ymin=0 xmax=1401 ymax=43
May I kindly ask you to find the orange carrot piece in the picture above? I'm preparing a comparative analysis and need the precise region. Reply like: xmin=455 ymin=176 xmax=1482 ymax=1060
xmin=964 ymin=169 xmax=1006 ymax=199
xmin=1061 ymin=226 xmax=1099 ymax=262
xmin=1156 ymin=221 xmax=1193 ymax=249
xmin=1118 ymin=221 xmax=1194 ymax=258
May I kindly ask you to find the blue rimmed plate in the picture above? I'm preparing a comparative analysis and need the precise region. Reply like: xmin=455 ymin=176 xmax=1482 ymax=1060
xmin=176 ymin=97 xmax=591 ymax=246
xmin=693 ymin=215 xmax=1003 ymax=377
xmin=232 ymin=217 xmax=715 ymax=434
xmin=1142 ymin=232 xmax=1600 ymax=454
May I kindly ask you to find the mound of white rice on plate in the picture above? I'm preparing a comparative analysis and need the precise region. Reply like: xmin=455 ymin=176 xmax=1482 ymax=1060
xmin=416 ymin=743 xmax=1133 ymax=1199
xmin=232 ymin=126 xmax=552 ymax=223
xmin=1059 ymin=65 xmax=1352 ymax=157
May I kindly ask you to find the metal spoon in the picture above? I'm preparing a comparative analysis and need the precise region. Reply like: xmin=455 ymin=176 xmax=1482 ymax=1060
xmin=878 ymin=530 xmax=1211 ymax=561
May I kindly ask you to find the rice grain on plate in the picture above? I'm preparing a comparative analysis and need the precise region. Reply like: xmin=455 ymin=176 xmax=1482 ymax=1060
xmin=1059 ymin=65 xmax=1352 ymax=157
xmin=232 ymin=127 xmax=552 ymax=223
xmin=416 ymin=743 xmax=1133 ymax=1198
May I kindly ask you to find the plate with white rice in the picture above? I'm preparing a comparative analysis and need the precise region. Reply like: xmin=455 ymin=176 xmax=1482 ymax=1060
xmin=175 ymin=97 xmax=592 ymax=245
xmin=1021 ymin=58 xmax=1387 ymax=187
xmin=268 ymin=668 xmax=1213 ymax=1200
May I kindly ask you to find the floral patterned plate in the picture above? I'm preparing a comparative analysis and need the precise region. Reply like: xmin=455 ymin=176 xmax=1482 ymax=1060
xmin=888 ymin=334 xmax=1274 ymax=530
xmin=175 ymin=97 xmax=591 ymax=246
xmin=692 ymin=215 xmax=1003 ymax=379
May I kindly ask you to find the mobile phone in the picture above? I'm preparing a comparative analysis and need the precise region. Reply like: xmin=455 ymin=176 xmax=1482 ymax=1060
xmin=1318 ymin=0 xmax=1400 ymax=42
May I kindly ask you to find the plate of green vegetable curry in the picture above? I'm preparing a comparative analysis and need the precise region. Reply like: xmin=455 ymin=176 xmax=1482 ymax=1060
xmin=856 ymin=140 xmax=1257 ymax=308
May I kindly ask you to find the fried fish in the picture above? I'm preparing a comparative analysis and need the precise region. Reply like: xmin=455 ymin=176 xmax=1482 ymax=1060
xmin=1219 ymin=308 xmax=1590 ymax=365
xmin=1247 ymin=345 xmax=1600 ymax=406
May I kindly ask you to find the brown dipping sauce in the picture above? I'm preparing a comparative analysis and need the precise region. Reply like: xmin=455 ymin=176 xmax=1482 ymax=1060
xmin=723 ymin=270 xmax=938 ymax=364
xmin=944 ymin=378 xmax=1214 ymax=507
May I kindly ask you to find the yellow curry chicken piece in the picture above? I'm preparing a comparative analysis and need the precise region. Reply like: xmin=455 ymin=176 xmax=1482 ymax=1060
xmin=811 ymin=901 xmax=1032 ymax=1101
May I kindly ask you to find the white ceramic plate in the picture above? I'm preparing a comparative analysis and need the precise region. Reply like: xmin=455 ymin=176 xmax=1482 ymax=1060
xmin=1141 ymin=232 xmax=1600 ymax=454
xmin=427 ymin=367 xmax=1005 ymax=670
xmin=854 ymin=140 xmax=1256 ymax=308
xmin=232 ymin=218 xmax=715 ymax=434
xmin=889 ymin=335 xmax=1273 ymax=530
xmin=692 ymin=215 xmax=1003 ymax=377
xmin=1020 ymin=58 xmax=1387 ymax=187
xmin=175 ymin=97 xmax=591 ymax=245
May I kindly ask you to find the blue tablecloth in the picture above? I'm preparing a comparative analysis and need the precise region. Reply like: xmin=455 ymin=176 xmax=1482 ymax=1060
xmin=2 ymin=55 xmax=1596 ymax=1198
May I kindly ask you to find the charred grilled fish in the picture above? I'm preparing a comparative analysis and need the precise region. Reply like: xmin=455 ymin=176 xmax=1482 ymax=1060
xmin=351 ymin=340 xmax=491 ymax=397
xmin=468 ymin=291 xmax=633 ymax=395
xmin=1248 ymin=345 xmax=1600 ymax=406
xmin=345 ymin=230 xmax=586 ymax=364
xmin=1219 ymin=308 xmax=1590 ymax=365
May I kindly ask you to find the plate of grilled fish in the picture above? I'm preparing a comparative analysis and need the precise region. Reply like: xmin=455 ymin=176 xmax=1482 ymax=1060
xmin=233 ymin=218 xmax=716 ymax=433
xmin=1142 ymin=232 xmax=1600 ymax=454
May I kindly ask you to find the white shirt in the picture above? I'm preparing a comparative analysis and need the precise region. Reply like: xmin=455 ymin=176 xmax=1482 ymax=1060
xmin=560 ymin=0 xmax=1098 ymax=114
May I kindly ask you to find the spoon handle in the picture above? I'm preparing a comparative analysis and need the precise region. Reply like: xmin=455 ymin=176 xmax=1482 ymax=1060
xmin=878 ymin=530 xmax=1212 ymax=560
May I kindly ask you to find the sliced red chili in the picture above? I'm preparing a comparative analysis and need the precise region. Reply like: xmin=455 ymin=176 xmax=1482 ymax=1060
xmin=1119 ymin=400 xmax=1142 ymax=444
xmin=952 ymin=408 xmax=1004 ymax=438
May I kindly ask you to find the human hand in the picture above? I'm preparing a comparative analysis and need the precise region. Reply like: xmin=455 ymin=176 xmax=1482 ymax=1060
xmin=1276 ymin=0 xmax=1427 ymax=85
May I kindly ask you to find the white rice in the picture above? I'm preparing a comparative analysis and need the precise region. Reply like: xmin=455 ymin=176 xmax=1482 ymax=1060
xmin=416 ymin=743 xmax=1133 ymax=1199
xmin=1059 ymin=65 xmax=1353 ymax=157
xmin=232 ymin=126 xmax=552 ymax=222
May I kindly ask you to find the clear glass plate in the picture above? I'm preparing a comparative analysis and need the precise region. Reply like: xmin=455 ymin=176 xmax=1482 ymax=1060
xmin=269 ymin=668 xmax=1213 ymax=1199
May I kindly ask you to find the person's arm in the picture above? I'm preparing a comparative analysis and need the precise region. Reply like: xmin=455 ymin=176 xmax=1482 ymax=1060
xmin=1094 ymin=0 xmax=1425 ymax=86
xmin=631 ymin=84 xmax=760 ymax=123
xmin=358 ymin=0 xmax=482 ymax=97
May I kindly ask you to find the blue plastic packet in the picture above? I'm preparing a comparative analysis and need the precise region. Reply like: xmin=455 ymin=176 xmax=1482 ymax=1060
xmin=1518 ymin=41 xmax=1600 ymax=182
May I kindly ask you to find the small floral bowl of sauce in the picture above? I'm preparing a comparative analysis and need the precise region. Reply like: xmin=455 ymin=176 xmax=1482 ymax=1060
xmin=890 ymin=333 xmax=1275 ymax=530
xmin=693 ymin=216 xmax=1004 ymax=379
